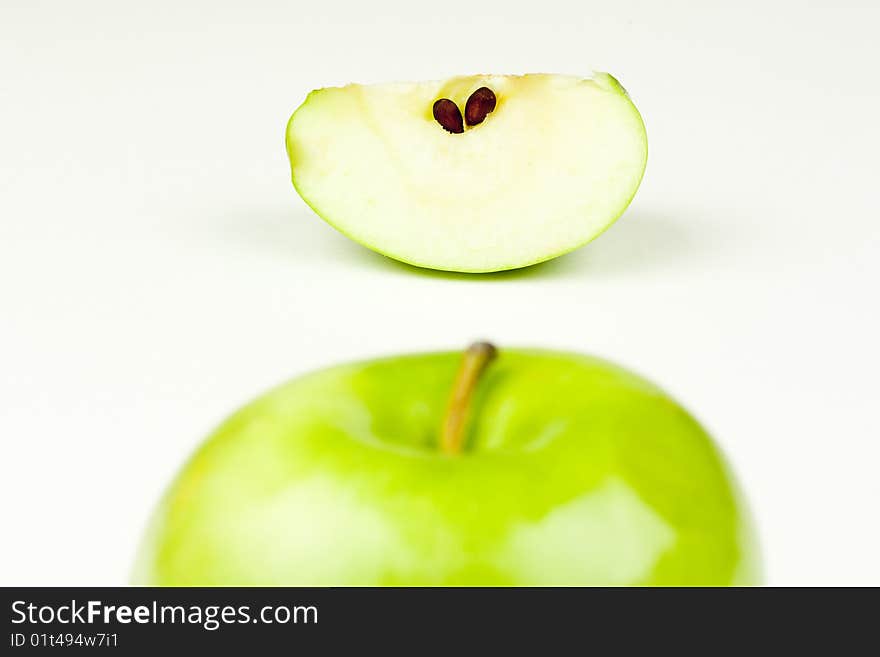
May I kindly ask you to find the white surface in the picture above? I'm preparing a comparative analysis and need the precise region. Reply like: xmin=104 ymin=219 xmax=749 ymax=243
xmin=1 ymin=0 xmax=878 ymax=586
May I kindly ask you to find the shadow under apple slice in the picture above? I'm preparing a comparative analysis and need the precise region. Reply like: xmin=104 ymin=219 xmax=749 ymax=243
xmin=194 ymin=205 xmax=735 ymax=283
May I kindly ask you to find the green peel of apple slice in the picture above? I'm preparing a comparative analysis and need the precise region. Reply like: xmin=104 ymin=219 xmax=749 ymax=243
xmin=286 ymin=73 xmax=648 ymax=273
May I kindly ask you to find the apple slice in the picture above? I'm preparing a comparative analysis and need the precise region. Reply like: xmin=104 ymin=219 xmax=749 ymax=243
xmin=286 ymin=73 xmax=647 ymax=272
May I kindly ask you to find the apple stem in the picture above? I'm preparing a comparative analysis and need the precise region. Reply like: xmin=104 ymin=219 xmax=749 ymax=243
xmin=440 ymin=341 xmax=498 ymax=455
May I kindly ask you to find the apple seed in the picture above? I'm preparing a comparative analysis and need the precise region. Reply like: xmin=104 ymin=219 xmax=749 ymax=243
xmin=465 ymin=87 xmax=497 ymax=126
xmin=432 ymin=99 xmax=464 ymax=134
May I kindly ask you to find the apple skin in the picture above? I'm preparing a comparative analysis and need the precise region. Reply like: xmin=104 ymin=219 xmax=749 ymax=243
xmin=134 ymin=349 xmax=760 ymax=585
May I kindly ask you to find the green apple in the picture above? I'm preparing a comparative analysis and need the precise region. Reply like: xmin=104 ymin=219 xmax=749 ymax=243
xmin=134 ymin=343 xmax=759 ymax=585
xmin=286 ymin=73 xmax=648 ymax=272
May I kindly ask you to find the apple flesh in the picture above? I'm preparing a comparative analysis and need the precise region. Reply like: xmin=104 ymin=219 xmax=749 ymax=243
xmin=134 ymin=347 xmax=759 ymax=585
xmin=286 ymin=73 xmax=648 ymax=272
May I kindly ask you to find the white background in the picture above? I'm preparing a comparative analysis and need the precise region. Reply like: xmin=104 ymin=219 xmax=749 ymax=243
xmin=1 ymin=0 xmax=878 ymax=586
